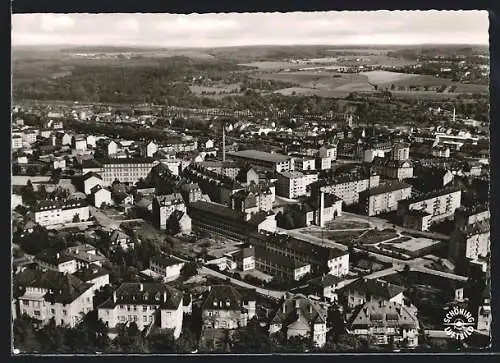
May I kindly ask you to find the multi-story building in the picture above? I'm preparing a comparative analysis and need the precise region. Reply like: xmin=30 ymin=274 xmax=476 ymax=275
xmin=372 ymin=158 xmax=414 ymax=181
xmin=230 ymin=246 xmax=255 ymax=271
xmin=449 ymin=219 xmax=490 ymax=271
xmin=315 ymin=156 xmax=332 ymax=170
xmin=11 ymin=193 xmax=23 ymax=210
xmin=269 ymin=293 xmax=328 ymax=347
xmin=317 ymin=174 xmax=380 ymax=206
xmin=149 ymin=254 xmax=186 ymax=282
xmin=342 ymin=278 xmax=405 ymax=309
xmin=15 ymin=268 xmax=95 ymax=327
xmin=152 ymin=193 xmax=186 ymax=230
xmin=454 ymin=204 xmax=490 ymax=229
xmin=391 ymin=143 xmax=410 ymax=161
xmin=318 ymin=144 xmax=337 ymax=161
xmin=12 ymin=135 xmax=23 ymax=149
xmin=83 ymin=172 xmax=103 ymax=195
xmin=36 ymin=245 xmax=107 ymax=274
xmin=431 ymin=146 xmax=451 ymax=158
xmin=201 ymin=285 xmax=256 ymax=330
xmin=398 ymin=188 xmax=462 ymax=230
xmin=228 ymin=150 xmax=294 ymax=173
xmin=231 ymin=187 xmax=274 ymax=214
xmin=97 ymin=283 xmax=184 ymax=338
xmin=254 ymin=246 xmax=311 ymax=281
xmin=360 ymin=181 xmax=412 ymax=216
xmin=34 ymin=200 xmax=90 ymax=226
xmin=249 ymin=231 xmax=349 ymax=277
xmin=197 ymin=161 xmax=241 ymax=179
xmin=180 ymin=183 xmax=203 ymax=204
xmin=277 ymin=171 xmax=318 ymax=199
xmin=187 ymin=201 xmax=277 ymax=242
xmin=294 ymin=157 xmax=316 ymax=171
xmin=100 ymin=158 xmax=158 ymax=185
xmin=348 ymin=300 xmax=419 ymax=347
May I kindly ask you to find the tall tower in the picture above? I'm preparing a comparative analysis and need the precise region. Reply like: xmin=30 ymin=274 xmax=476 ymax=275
xmin=453 ymin=106 xmax=456 ymax=122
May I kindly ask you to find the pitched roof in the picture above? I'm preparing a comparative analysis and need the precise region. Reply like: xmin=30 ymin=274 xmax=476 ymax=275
xmin=99 ymin=282 xmax=183 ymax=310
xmin=349 ymin=301 xmax=418 ymax=329
xmin=271 ymin=294 xmax=327 ymax=327
xmin=346 ymin=278 xmax=405 ymax=300
xmin=150 ymin=254 xmax=185 ymax=268
xmin=15 ymin=268 xmax=93 ymax=304
xmin=201 ymin=285 xmax=256 ymax=311
xmin=188 ymin=201 xmax=244 ymax=221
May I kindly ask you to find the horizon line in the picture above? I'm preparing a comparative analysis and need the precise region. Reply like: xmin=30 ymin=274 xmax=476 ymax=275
xmin=12 ymin=42 xmax=490 ymax=49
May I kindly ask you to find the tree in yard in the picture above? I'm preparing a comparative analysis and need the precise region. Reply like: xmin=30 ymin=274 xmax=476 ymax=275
xmin=180 ymin=262 xmax=198 ymax=278
xmin=166 ymin=213 xmax=181 ymax=236
xmin=147 ymin=329 xmax=175 ymax=353
xmin=72 ymin=214 xmax=81 ymax=223
xmin=13 ymin=314 xmax=41 ymax=353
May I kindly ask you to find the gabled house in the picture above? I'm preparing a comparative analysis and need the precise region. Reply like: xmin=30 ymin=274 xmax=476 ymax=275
xmin=342 ymin=278 xmax=405 ymax=309
xmin=97 ymin=283 xmax=184 ymax=338
xmin=269 ymin=293 xmax=328 ymax=347
xmin=14 ymin=268 xmax=95 ymax=327
xmin=348 ymin=300 xmax=419 ymax=347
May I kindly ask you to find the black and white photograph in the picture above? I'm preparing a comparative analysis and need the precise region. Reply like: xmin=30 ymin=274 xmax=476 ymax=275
xmin=10 ymin=10 xmax=492 ymax=354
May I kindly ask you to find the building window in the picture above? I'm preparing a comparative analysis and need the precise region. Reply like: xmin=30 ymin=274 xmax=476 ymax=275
xmin=34 ymin=311 xmax=41 ymax=316
xmin=143 ymin=315 xmax=148 ymax=322
xmin=143 ymin=306 xmax=147 ymax=312
xmin=63 ymin=310 xmax=67 ymax=316
xmin=23 ymin=300 xmax=29 ymax=306
xmin=51 ymin=308 xmax=55 ymax=314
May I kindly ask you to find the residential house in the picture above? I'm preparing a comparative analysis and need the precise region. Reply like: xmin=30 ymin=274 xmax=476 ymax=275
xmin=83 ymin=172 xmax=104 ymax=195
xmin=149 ymin=254 xmax=186 ymax=282
xmin=15 ymin=268 xmax=94 ymax=327
xmin=90 ymin=185 xmax=112 ymax=208
xmin=269 ymin=294 xmax=328 ymax=347
xmin=348 ymin=300 xmax=419 ymax=347
xmin=97 ymin=283 xmax=184 ymax=338
xmin=342 ymin=278 xmax=405 ymax=309
xmin=201 ymin=285 xmax=256 ymax=330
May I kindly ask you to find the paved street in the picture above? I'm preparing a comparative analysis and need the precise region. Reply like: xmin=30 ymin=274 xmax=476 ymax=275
xmin=199 ymin=266 xmax=286 ymax=300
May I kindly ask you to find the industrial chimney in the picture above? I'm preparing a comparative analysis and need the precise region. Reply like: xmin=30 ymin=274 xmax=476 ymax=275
xmin=222 ymin=124 xmax=226 ymax=162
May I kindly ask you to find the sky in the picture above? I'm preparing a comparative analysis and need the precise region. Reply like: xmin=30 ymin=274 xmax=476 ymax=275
xmin=12 ymin=11 xmax=489 ymax=48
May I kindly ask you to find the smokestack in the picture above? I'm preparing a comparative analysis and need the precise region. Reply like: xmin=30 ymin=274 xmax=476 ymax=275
xmin=453 ymin=106 xmax=456 ymax=122
xmin=139 ymin=283 xmax=143 ymax=292
xmin=222 ymin=124 xmax=226 ymax=162
xmin=113 ymin=291 xmax=117 ymax=303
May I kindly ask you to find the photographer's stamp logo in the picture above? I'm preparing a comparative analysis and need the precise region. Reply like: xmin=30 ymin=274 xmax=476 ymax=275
xmin=443 ymin=307 xmax=475 ymax=340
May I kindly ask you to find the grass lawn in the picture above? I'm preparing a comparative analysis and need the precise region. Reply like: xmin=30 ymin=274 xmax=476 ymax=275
xmin=356 ymin=228 xmax=399 ymax=245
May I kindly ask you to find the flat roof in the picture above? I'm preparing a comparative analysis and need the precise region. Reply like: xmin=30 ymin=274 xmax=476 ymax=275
xmin=228 ymin=150 xmax=291 ymax=163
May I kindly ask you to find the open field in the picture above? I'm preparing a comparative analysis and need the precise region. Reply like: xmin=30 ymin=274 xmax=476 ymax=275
xmin=361 ymin=70 xmax=418 ymax=85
